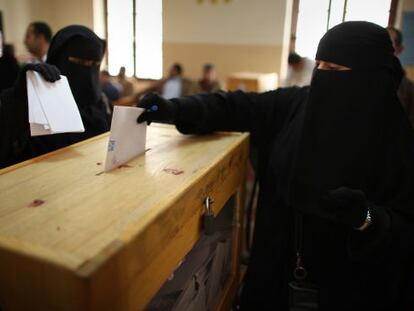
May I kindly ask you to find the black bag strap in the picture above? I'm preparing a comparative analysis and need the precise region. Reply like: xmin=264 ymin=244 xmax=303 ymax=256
xmin=294 ymin=213 xmax=308 ymax=280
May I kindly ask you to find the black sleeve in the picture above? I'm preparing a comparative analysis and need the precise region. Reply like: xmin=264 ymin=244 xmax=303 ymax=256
xmin=0 ymin=88 xmax=32 ymax=169
xmin=173 ymin=88 xmax=301 ymax=146
xmin=347 ymin=202 xmax=414 ymax=261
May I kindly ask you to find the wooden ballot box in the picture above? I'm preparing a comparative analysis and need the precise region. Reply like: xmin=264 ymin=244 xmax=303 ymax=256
xmin=0 ymin=124 xmax=249 ymax=311
xmin=227 ymin=72 xmax=278 ymax=92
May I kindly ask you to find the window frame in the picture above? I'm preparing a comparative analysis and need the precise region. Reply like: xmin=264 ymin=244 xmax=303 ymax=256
xmin=289 ymin=0 xmax=399 ymax=52
xmin=104 ymin=0 xmax=162 ymax=79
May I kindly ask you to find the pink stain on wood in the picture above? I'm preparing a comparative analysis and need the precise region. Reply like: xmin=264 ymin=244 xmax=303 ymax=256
xmin=28 ymin=199 xmax=44 ymax=208
xmin=163 ymin=168 xmax=184 ymax=175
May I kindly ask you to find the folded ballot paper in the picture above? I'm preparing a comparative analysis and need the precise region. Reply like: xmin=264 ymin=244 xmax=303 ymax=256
xmin=27 ymin=71 xmax=84 ymax=136
xmin=104 ymin=106 xmax=147 ymax=172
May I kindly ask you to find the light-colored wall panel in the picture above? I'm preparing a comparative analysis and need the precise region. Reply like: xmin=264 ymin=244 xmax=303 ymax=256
xmin=402 ymin=0 xmax=414 ymax=11
xmin=50 ymin=0 xmax=94 ymax=31
xmin=0 ymin=0 xmax=32 ymax=55
xmin=163 ymin=0 xmax=286 ymax=46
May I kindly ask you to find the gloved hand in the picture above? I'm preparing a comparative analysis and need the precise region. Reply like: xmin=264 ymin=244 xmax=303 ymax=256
xmin=23 ymin=63 xmax=61 ymax=82
xmin=319 ymin=187 xmax=369 ymax=228
xmin=14 ymin=63 xmax=61 ymax=102
xmin=137 ymin=93 xmax=178 ymax=125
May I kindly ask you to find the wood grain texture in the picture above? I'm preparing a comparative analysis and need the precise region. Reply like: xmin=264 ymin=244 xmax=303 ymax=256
xmin=0 ymin=124 xmax=249 ymax=310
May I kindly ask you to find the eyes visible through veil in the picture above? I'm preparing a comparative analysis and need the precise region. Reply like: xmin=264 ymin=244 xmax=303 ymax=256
xmin=68 ymin=56 xmax=101 ymax=67
xmin=316 ymin=60 xmax=351 ymax=71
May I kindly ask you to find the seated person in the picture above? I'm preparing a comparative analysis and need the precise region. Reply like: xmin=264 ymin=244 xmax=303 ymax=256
xmin=137 ymin=63 xmax=195 ymax=100
xmin=196 ymin=63 xmax=221 ymax=93
xmin=100 ymin=70 xmax=122 ymax=105
xmin=283 ymin=52 xmax=315 ymax=87
xmin=117 ymin=66 xmax=134 ymax=96
xmin=113 ymin=63 xmax=196 ymax=107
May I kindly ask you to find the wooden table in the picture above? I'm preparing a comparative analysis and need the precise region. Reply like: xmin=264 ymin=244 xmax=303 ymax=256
xmin=227 ymin=72 xmax=278 ymax=92
xmin=0 ymin=124 xmax=249 ymax=311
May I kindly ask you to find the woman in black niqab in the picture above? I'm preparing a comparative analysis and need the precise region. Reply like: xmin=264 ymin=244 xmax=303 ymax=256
xmin=132 ymin=20 xmax=414 ymax=310
xmin=291 ymin=21 xmax=414 ymax=310
xmin=40 ymin=25 xmax=109 ymax=150
xmin=0 ymin=26 xmax=109 ymax=167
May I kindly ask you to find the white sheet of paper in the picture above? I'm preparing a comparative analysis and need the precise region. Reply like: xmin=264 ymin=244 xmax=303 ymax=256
xmin=27 ymin=75 xmax=47 ymax=125
xmin=27 ymin=72 xmax=50 ymax=136
xmin=27 ymin=71 xmax=85 ymax=136
xmin=104 ymin=106 xmax=147 ymax=172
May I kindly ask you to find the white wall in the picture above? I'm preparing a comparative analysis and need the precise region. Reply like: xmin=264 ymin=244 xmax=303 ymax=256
xmin=0 ymin=0 xmax=32 ymax=54
xmin=164 ymin=0 xmax=287 ymax=46
xmin=163 ymin=0 xmax=293 ymax=83
xmin=0 ymin=0 xmax=97 ymax=56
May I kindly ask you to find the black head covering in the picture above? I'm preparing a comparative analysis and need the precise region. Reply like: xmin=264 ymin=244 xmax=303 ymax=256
xmin=317 ymin=22 xmax=391 ymax=68
xmin=47 ymin=25 xmax=106 ymax=63
xmin=47 ymin=25 xmax=106 ymax=108
xmin=316 ymin=21 xmax=403 ymax=86
xmin=45 ymin=25 xmax=108 ymax=142
xmin=292 ymin=22 xmax=414 ymax=222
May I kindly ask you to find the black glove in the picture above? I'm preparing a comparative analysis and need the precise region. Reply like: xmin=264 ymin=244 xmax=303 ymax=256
xmin=14 ymin=63 xmax=61 ymax=102
xmin=137 ymin=93 xmax=178 ymax=125
xmin=319 ymin=187 xmax=369 ymax=228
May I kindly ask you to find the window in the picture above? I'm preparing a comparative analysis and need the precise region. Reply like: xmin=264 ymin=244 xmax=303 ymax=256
xmin=107 ymin=0 xmax=134 ymax=76
xmin=293 ymin=0 xmax=393 ymax=59
xmin=106 ymin=0 xmax=162 ymax=79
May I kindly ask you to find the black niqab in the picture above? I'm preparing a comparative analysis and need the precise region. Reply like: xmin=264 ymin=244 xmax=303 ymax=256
xmin=289 ymin=21 xmax=414 ymax=309
xmin=49 ymin=36 xmax=102 ymax=107
xmin=47 ymin=25 xmax=106 ymax=110
xmin=292 ymin=21 xmax=414 ymax=241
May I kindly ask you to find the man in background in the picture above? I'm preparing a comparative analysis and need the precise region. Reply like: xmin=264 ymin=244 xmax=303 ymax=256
xmin=283 ymin=52 xmax=315 ymax=87
xmin=197 ymin=63 xmax=221 ymax=93
xmin=117 ymin=66 xmax=134 ymax=96
xmin=387 ymin=26 xmax=414 ymax=128
xmin=24 ymin=21 xmax=52 ymax=63
xmin=136 ymin=63 xmax=194 ymax=100
xmin=100 ymin=69 xmax=121 ymax=108
xmin=159 ymin=63 xmax=194 ymax=99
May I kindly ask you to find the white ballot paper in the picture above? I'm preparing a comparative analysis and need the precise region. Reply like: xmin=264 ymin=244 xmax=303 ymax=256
xmin=27 ymin=71 xmax=85 ymax=136
xmin=104 ymin=106 xmax=147 ymax=172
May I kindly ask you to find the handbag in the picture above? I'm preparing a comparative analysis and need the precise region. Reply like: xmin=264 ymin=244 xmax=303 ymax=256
xmin=289 ymin=214 xmax=319 ymax=311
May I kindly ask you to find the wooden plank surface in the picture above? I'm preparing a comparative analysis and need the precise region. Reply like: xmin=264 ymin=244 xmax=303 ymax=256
xmin=0 ymin=124 xmax=249 ymax=310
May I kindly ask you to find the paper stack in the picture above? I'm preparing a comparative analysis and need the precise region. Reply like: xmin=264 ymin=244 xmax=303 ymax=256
xmin=27 ymin=71 xmax=85 ymax=136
